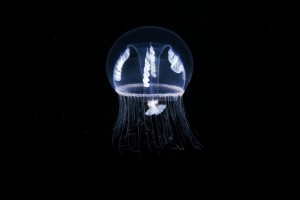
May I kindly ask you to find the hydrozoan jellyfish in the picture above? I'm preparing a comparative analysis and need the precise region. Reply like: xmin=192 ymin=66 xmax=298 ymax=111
xmin=106 ymin=26 xmax=201 ymax=152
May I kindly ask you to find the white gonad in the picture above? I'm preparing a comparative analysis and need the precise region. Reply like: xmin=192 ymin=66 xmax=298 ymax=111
xmin=149 ymin=46 xmax=157 ymax=78
xmin=143 ymin=45 xmax=157 ymax=87
xmin=113 ymin=48 xmax=130 ymax=81
xmin=168 ymin=48 xmax=184 ymax=73
xmin=143 ymin=47 xmax=151 ymax=87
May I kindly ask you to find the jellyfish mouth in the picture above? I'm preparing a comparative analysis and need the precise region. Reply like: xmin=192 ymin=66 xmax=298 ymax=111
xmin=115 ymin=83 xmax=184 ymax=97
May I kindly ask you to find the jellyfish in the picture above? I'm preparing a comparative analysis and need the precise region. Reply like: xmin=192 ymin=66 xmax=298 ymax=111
xmin=106 ymin=26 xmax=201 ymax=152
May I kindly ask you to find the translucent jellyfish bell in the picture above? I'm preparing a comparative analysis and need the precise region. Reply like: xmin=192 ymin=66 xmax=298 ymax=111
xmin=106 ymin=26 xmax=201 ymax=151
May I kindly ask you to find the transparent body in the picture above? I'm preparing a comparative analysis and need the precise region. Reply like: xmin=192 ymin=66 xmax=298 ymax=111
xmin=106 ymin=26 xmax=201 ymax=152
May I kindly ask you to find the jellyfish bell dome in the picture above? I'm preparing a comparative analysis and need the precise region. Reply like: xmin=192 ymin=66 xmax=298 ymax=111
xmin=106 ymin=26 xmax=193 ymax=97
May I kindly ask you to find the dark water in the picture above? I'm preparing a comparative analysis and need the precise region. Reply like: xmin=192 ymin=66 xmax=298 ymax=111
xmin=6 ymin=0 xmax=299 ymax=196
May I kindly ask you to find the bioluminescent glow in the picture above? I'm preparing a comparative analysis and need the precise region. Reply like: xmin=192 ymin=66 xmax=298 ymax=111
xmin=106 ymin=26 xmax=201 ymax=152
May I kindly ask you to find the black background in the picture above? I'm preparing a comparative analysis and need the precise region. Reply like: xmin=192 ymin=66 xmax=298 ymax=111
xmin=5 ymin=0 xmax=298 ymax=195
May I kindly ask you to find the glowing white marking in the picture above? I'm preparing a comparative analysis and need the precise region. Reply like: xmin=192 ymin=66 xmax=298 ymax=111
xmin=115 ymin=83 xmax=184 ymax=97
xmin=149 ymin=46 xmax=156 ymax=78
xmin=145 ymin=99 xmax=166 ymax=116
xmin=143 ymin=45 xmax=157 ymax=87
xmin=168 ymin=48 xmax=184 ymax=73
xmin=143 ymin=47 xmax=151 ymax=87
xmin=113 ymin=48 xmax=130 ymax=81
